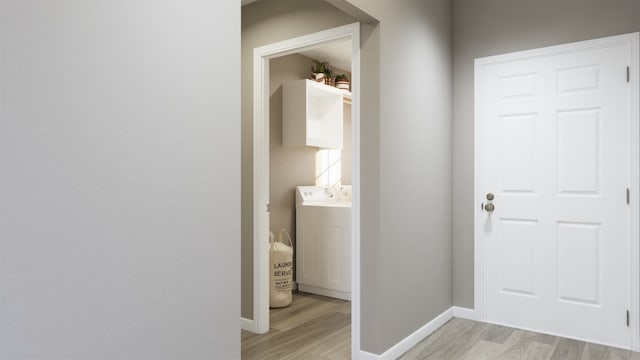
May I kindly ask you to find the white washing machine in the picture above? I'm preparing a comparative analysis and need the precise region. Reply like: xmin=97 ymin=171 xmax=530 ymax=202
xmin=295 ymin=185 xmax=351 ymax=300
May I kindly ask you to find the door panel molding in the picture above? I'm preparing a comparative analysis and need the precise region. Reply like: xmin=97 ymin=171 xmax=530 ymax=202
xmin=474 ymin=32 xmax=640 ymax=350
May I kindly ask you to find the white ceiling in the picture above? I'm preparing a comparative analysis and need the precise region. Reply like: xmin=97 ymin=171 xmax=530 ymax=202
xmin=298 ymin=38 xmax=353 ymax=73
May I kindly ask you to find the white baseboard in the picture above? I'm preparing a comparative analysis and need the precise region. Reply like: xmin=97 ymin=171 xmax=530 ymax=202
xmin=241 ymin=317 xmax=257 ymax=332
xmin=359 ymin=351 xmax=381 ymax=360
xmin=453 ymin=306 xmax=480 ymax=321
xmin=358 ymin=307 xmax=454 ymax=360
xmin=243 ymin=306 xmax=477 ymax=358
xmin=298 ymin=284 xmax=350 ymax=301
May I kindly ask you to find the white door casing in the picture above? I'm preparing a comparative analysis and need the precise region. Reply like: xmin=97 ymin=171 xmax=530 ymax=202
xmin=475 ymin=33 xmax=639 ymax=349
xmin=248 ymin=23 xmax=362 ymax=359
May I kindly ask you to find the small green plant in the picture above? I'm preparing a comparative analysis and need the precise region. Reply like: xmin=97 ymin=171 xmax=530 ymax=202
xmin=311 ymin=60 xmax=334 ymax=78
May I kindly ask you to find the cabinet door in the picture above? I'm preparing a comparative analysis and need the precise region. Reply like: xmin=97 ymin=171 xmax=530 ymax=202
xmin=283 ymin=80 xmax=343 ymax=149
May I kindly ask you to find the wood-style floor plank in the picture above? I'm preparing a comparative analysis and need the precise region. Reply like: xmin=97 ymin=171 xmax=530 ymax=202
xmin=335 ymin=300 xmax=352 ymax=315
xmin=605 ymin=347 xmax=637 ymax=360
xmin=243 ymin=311 xmax=349 ymax=360
xmin=243 ymin=297 xmax=640 ymax=360
xmin=523 ymin=339 xmax=557 ymax=359
xmin=551 ymin=338 xmax=585 ymax=360
xmin=581 ymin=343 xmax=610 ymax=360
xmin=398 ymin=318 xmax=478 ymax=359
xmin=269 ymin=293 xmax=344 ymax=331
xmin=242 ymin=292 xmax=350 ymax=360
xmin=480 ymin=323 xmax=516 ymax=344
xmin=399 ymin=319 xmax=637 ymax=360
xmin=533 ymin=333 xmax=558 ymax=345
xmin=458 ymin=340 xmax=502 ymax=360
xmin=282 ymin=320 xmax=351 ymax=360
xmin=491 ymin=329 xmax=539 ymax=359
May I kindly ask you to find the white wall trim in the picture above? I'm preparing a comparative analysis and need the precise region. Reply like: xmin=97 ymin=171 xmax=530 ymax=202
xmin=358 ymin=351 xmax=382 ymax=360
xmin=358 ymin=307 xmax=454 ymax=360
xmin=473 ymin=41 xmax=486 ymax=326
xmin=474 ymin=32 xmax=640 ymax=351
xmin=250 ymin=22 xmax=362 ymax=357
xmin=251 ymin=33 xmax=271 ymax=334
xmin=628 ymin=32 xmax=640 ymax=352
xmin=453 ymin=306 xmax=480 ymax=321
xmin=241 ymin=317 xmax=257 ymax=333
xmin=349 ymin=23 xmax=362 ymax=360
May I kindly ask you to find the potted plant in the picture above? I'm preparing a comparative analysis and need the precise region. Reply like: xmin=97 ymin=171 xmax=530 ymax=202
xmin=311 ymin=60 xmax=334 ymax=86
xmin=335 ymin=74 xmax=350 ymax=91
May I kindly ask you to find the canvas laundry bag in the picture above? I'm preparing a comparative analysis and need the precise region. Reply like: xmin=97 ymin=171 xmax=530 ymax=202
xmin=269 ymin=228 xmax=293 ymax=308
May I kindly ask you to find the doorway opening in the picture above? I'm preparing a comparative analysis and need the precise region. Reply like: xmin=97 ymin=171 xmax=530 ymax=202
xmin=246 ymin=23 xmax=361 ymax=358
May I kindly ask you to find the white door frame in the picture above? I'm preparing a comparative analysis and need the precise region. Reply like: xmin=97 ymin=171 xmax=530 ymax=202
xmin=474 ymin=32 xmax=640 ymax=350
xmin=248 ymin=23 xmax=361 ymax=358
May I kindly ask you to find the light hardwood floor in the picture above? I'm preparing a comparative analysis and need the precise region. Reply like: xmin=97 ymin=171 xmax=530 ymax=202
xmin=241 ymin=292 xmax=351 ymax=360
xmin=242 ymin=297 xmax=639 ymax=359
xmin=400 ymin=318 xmax=640 ymax=360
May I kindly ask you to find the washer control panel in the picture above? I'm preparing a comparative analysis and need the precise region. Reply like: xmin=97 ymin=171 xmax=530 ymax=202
xmin=296 ymin=185 xmax=352 ymax=206
xmin=296 ymin=186 xmax=335 ymax=204
xmin=335 ymin=185 xmax=352 ymax=201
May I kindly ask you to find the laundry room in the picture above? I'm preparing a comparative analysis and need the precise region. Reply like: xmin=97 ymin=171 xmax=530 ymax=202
xmin=267 ymin=38 xmax=353 ymax=317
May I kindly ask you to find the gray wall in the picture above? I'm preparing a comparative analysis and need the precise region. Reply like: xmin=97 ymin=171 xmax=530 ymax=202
xmin=452 ymin=0 xmax=640 ymax=308
xmin=1 ymin=1 xmax=240 ymax=358
xmin=345 ymin=0 xmax=454 ymax=354
xmin=241 ymin=0 xmax=358 ymax=319
xmin=269 ymin=54 xmax=353 ymax=246
xmin=269 ymin=54 xmax=318 ymax=242
xmin=243 ymin=0 xmax=452 ymax=355
xmin=358 ymin=20 xmax=383 ymax=353
xmin=243 ymin=1 xmax=454 ymax=354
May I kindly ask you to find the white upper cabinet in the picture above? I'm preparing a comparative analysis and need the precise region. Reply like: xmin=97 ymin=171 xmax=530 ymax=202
xmin=283 ymin=79 xmax=343 ymax=149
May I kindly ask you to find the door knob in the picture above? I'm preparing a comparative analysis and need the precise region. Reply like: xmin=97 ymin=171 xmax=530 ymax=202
xmin=486 ymin=193 xmax=495 ymax=201
xmin=484 ymin=203 xmax=495 ymax=212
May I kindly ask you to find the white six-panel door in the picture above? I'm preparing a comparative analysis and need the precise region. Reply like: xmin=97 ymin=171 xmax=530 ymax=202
xmin=476 ymin=34 xmax=639 ymax=349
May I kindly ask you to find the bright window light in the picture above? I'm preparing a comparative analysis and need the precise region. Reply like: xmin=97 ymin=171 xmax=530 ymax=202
xmin=315 ymin=148 xmax=341 ymax=186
